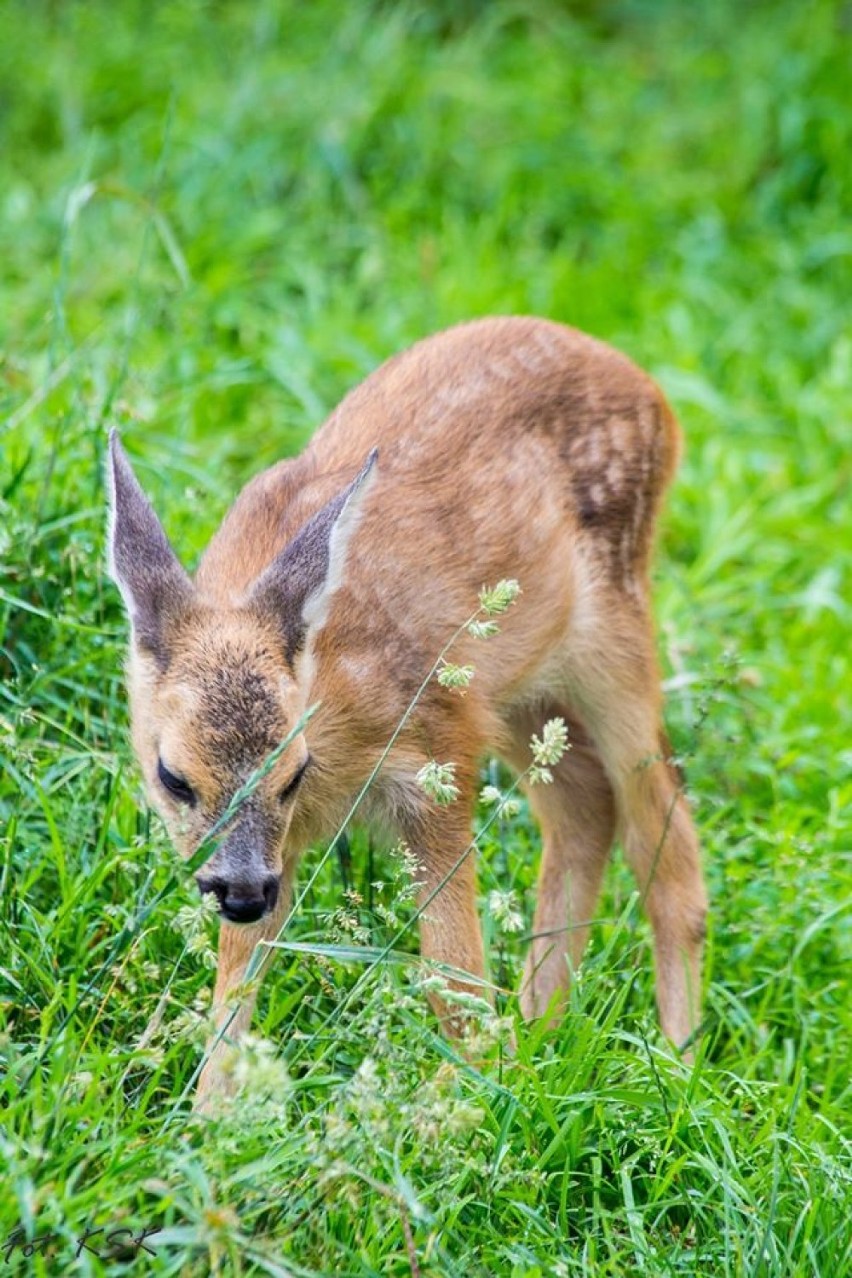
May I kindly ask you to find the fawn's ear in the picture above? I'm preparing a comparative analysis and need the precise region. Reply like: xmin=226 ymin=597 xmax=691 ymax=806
xmin=106 ymin=430 xmax=193 ymax=665
xmin=248 ymin=449 xmax=378 ymax=684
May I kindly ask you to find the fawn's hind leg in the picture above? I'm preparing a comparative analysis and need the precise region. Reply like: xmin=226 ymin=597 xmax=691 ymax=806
xmin=503 ymin=709 xmax=617 ymax=1021
xmin=570 ymin=600 xmax=707 ymax=1050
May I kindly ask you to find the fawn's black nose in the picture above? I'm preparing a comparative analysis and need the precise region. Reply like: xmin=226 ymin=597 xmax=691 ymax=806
xmin=197 ymin=872 xmax=280 ymax=924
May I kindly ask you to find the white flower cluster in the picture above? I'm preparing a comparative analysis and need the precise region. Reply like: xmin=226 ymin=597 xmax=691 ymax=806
xmin=415 ymin=759 xmax=460 ymax=805
xmin=479 ymin=784 xmax=522 ymax=819
xmin=487 ymin=889 xmax=525 ymax=934
xmin=437 ymin=659 xmax=475 ymax=692
xmin=467 ymin=578 xmax=521 ymax=639
xmin=478 ymin=579 xmax=521 ymax=615
xmin=528 ymin=716 xmax=570 ymax=785
xmin=172 ymin=892 xmax=219 ymax=968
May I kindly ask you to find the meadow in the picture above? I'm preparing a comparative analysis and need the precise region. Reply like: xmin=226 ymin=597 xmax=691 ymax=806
xmin=0 ymin=1 xmax=850 ymax=1273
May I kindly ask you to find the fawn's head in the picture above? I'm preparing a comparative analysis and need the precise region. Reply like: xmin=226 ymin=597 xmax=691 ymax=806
xmin=106 ymin=433 xmax=376 ymax=924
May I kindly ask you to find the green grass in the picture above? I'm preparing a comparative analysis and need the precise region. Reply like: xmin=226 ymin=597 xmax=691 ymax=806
xmin=1 ymin=0 xmax=850 ymax=1273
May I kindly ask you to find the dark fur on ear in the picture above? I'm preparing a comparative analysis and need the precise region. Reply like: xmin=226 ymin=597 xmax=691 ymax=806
xmin=248 ymin=449 xmax=378 ymax=672
xmin=106 ymin=430 xmax=193 ymax=665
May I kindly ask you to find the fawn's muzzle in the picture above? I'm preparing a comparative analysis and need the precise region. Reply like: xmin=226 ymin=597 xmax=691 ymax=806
xmin=197 ymin=871 xmax=280 ymax=924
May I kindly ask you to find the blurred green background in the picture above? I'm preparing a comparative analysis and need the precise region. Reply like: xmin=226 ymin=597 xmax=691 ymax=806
xmin=1 ymin=1 xmax=850 ymax=1274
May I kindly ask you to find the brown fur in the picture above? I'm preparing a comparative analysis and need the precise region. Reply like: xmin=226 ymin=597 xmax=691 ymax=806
xmin=108 ymin=316 xmax=707 ymax=1106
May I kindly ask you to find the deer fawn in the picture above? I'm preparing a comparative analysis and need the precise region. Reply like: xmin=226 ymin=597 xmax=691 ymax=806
xmin=107 ymin=316 xmax=707 ymax=1104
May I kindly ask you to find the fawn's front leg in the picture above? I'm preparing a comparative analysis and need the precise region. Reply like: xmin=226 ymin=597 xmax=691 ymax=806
xmin=195 ymin=875 xmax=290 ymax=1111
xmin=405 ymin=798 xmax=488 ymax=1034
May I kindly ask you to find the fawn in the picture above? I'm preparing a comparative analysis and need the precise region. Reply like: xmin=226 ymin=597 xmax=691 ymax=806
xmin=107 ymin=316 xmax=707 ymax=1104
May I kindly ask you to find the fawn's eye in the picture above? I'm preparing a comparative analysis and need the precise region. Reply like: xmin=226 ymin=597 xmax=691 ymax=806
xmin=157 ymin=758 xmax=196 ymax=807
xmin=279 ymin=756 xmax=310 ymax=805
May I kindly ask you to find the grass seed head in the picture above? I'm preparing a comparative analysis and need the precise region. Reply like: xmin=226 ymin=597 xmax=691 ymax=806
xmin=529 ymin=716 xmax=570 ymax=784
xmin=478 ymin=578 xmax=521 ymax=615
xmin=415 ymin=759 xmax=461 ymax=805
xmin=437 ymin=659 xmax=475 ymax=691
xmin=488 ymin=889 xmax=525 ymax=933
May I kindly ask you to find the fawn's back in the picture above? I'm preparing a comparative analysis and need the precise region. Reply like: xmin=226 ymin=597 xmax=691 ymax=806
xmin=193 ymin=316 xmax=680 ymax=839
